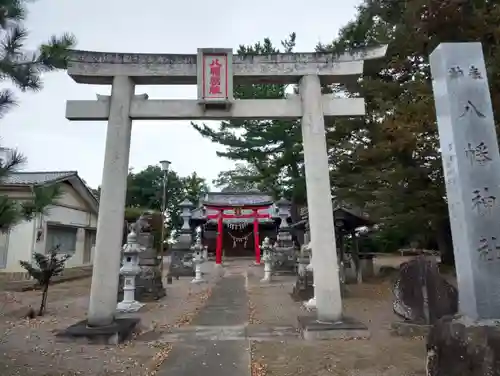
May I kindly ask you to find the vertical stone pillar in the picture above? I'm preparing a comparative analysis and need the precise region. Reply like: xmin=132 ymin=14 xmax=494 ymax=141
xmin=299 ymin=74 xmax=342 ymax=322
xmin=88 ymin=76 xmax=135 ymax=327
xmin=430 ymin=43 xmax=500 ymax=320
xmin=253 ymin=210 xmax=260 ymax=264
xmin=216 ymin=210 xmax=223 ymax=264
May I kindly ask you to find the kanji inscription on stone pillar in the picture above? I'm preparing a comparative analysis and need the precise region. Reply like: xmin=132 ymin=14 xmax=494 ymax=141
xmin=197 ymin=48 xmax=233 ymax=106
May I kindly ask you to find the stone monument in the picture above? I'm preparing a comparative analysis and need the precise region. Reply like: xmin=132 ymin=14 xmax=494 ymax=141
xmin=427 ymin=42 xmax=500 ymax=375
xmin=260 ymin=237 xmax=273 ymax=283
xmin=391 ymin=256 xmax=457 ymax=336
xmin=169 ymin=199 xmax=196 ymax=278
xmin=63 ymin=45 xmax=387 ymax=337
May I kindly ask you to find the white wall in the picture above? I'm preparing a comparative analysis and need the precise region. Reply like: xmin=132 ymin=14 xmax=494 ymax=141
xmin=1 ymin=182 xmax=98 ymax=273
xmin=3 ymin=220 xmax=34 ymax=272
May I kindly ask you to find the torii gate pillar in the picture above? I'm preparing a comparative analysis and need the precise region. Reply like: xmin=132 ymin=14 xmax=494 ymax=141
xmin=88 ymin=76 xmax=135 ymax=327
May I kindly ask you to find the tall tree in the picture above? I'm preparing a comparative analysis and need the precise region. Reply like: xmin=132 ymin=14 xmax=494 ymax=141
xmin=192 ymin=34 xmax=307 ymax=216
xmin=0 ymin=0 xmax=76 ymax=117
xmin=0 ymin=149 xmax=63 ymax=232
xmin=181 ymin=171 xmax=209 ymax=206
xmin=212 ymin=163 xmax=260 ymax=192
xmin=125 ymin=166 xmax=208 ymax=237
xmin=320 ymin=0 xmax=500 ymax=262
xmin=0 ymin=0 xmax=75 ymax=231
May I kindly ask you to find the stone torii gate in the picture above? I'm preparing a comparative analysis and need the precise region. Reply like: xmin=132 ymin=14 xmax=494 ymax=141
xmin=65 ymin=46 xmax=387 ymax=333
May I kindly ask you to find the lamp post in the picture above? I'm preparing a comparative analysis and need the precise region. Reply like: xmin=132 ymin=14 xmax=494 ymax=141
xmin=159 ymin=160 xmax=171 ymax=273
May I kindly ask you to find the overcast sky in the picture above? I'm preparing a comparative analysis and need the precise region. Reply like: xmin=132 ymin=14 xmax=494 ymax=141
xmin=2 ymin=0 xmax=362 ymax=189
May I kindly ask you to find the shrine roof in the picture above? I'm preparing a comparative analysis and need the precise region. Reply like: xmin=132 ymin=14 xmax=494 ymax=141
xmin=293 ymin=204 xmax=374 ymax=231
xmin=200 ymin=191 xmax=274 ymax=207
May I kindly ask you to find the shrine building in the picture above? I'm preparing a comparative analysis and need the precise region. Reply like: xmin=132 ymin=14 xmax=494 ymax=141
xmin=190 ymin=191 xmax=290 ymax=264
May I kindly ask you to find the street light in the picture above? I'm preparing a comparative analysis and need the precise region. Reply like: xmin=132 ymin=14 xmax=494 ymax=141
xmin=159 ymin=160 xmax=171 ymax=272
xmin=160 ymin=160 xmax=171 ymax=172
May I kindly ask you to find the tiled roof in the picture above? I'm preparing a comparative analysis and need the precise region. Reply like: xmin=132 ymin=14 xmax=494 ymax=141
xmin=202 ymin=191 xmax=274 ymax=206
xmin=1 ymin=171 xmax=77 ymax=186
xmin=299 ymin=204 xmax=373 ymax=224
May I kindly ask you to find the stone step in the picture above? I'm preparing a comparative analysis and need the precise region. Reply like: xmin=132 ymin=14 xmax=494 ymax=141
xmin=150 ymin=324 xmax=299 ymax=342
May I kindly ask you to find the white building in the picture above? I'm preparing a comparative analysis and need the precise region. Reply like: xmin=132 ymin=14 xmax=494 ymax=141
xmin=0 ymin=171 xmax=99 ymax=280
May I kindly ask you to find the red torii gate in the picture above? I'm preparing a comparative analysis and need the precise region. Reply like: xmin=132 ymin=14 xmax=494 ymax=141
xmin=205 ymin=203 xmax=272 ymax=264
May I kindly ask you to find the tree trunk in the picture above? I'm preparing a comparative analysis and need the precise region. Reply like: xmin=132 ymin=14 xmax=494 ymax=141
xmin=436 ymin=219 xmax=454 ymax=266
xmin=38 ymin=283 xmax=49 ymax=316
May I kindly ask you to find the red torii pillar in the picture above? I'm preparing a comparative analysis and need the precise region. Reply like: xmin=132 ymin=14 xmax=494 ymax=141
xmin=253 ymin=209 xmax=261 ymax=264
xmin=216 ymin=209 xmax=223 ymax=264
xmin=206 ymin=205 xmax=271 ymax=265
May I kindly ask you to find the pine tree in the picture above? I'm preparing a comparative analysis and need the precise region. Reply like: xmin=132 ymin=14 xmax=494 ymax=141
xmin=320 ymin=0 xmax=500 ymax=263
xmin=0 ymin=149 xmax=63 ymax=232
xmin=192 ymin=34 xmax=307 ymax=215
xmin=20 ymin=246 xmax=71 ymax=316
xmin=0 ymin=0 xmax=76 ymax=231
xmin=213 ymin=163 xmax=261 ymax=192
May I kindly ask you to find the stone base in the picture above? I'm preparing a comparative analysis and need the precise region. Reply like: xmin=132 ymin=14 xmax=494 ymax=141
xmin=168 ymin=265 xmax=195 ymax=278
xmin=116 ymin=300 xmax=145 ymax=313
xmin=137 ymin=271 xmax=166 ymax=301
xmin=191 ymin=278 xmax=206 ymax=284
xmin=168 ymin=250 xmax=195 ymax=278
xmin=390 ymin=320 xmax=431 ymax=337
xmin=56 ymin=318 xmax=140 ymax=345
xmin=426 ymin=315 xmax=500 ymax=376
xmin=291 ymin=282 xmax=314 ymax=302
xmin=214 ymin=264 xmax=225 ymax=277
xmin=303 ymin=297 xmax=316 ymax=311
xmin=118 ymin=272 xmax=166 ymax=302
xmin=298 ymin=314 xmax=369 ymax=340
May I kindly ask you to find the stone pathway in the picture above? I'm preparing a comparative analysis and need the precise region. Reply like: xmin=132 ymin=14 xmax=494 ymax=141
xmin=154 ymin=263 xmax=298 ymax=376
xmin=156 ymin=272 xmax=251 ymax=376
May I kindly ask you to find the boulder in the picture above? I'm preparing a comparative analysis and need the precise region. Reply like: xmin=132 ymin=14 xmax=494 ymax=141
xmin=427 ymin=315 xmax=500 ymax=376
xmin=393 ymin=256 xmax=457 ymax=324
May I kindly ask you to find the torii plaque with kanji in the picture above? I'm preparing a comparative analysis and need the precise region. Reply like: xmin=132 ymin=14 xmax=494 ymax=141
xmin=197 ymin=48 xmax=233 ymax=107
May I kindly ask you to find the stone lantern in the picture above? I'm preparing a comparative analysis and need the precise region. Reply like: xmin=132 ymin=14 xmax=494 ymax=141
xmin=276 ymin=197 xmax=291 ymax=230
xmin=169 ymin=198 xmax=195 ymax=279
xmin=260 ymin=237 xmax=273 ymax=282
xmin=191 ymin=232 xmax=206 ymax=284
xmin=117 ymin=229 xmax=144 ymax=312
xmin=180 ymin=199 xmax=194 ymax=232
xmin=298 ymin=241 xmax=311 ymax=276
xmin=273 ymin=198 xmax=295 ymax=272
xmin=303 ymin=233 xmax=316 ymax=310
xmin=304 ymin=263 xmax=317 ymax=310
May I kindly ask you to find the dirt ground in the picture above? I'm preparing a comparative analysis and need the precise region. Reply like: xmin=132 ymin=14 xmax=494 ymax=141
xmin=247 ymin=258 xmax=428 ymax=376
xmin=0 ymin=272 xmax=218 ymax=376
xmin=0 ymin=256 xmax=430 ymax=376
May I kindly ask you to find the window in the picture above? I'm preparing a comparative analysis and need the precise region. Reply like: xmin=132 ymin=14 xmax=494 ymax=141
xmin=46 ymin=226 xmax=77 ymax=254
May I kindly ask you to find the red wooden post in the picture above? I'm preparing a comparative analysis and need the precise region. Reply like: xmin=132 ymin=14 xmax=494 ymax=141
xmin=253 ymin=209 xmax=260 ymax=264
xmin=216 ymin=210 xmax=223 ymax=264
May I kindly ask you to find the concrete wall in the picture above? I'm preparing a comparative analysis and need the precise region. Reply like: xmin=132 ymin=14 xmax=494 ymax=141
xmin=3 ymin=220 xmax=34 ymax=273
xmin=0 ymin=182 xmax=98 ymax=277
